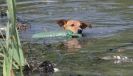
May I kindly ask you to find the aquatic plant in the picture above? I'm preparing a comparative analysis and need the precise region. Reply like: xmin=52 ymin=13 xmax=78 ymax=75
xmin=0 ymin=0 xmax=26 ymax=76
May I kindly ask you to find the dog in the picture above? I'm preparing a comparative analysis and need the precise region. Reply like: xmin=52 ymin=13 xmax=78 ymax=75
xmin=57 ymin=19 xmax=92 ymax=53
xmin=57 ymin=19 xmax=92 ymax=37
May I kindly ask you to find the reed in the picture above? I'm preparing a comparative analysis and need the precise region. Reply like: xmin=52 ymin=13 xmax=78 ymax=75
xmin=0 ymin=0 xmax=26 ymax=76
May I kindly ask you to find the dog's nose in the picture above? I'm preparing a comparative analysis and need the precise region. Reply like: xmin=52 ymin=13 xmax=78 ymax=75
xmin=78 ymin=29 xmax=82 ymax=34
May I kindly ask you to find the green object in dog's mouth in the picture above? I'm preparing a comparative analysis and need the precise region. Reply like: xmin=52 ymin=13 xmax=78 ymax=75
xmin=32 ymin=30 xmax=82 ymax=39
xmin=66 ymin=30 xmax=82 ymax=38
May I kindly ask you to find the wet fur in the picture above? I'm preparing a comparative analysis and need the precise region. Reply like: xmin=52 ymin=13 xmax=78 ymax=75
xmin=57 ymin=19 xmax=92 ymax=33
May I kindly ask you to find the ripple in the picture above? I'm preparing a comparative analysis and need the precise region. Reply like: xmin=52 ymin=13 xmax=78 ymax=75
xmin=128 ymin=5 xmax=133 ymax=8
xmin=0 ymin=0 xmax=58 ymax=7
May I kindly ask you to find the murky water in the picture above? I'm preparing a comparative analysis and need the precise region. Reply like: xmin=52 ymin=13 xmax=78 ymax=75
xmin=0 ymin=0 xmax=133 ymax=76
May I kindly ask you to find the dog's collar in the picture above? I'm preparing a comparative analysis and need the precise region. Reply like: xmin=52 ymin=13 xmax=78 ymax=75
xmin=66 ymin=30 xmax=82 ymax=38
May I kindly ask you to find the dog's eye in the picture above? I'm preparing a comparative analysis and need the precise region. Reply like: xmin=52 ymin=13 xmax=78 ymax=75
xmin=71 ymin=24 xmax=75 ymax=27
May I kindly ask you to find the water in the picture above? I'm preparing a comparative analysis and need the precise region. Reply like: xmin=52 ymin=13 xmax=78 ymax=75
xmin=0 ymin=0 xmax=133 ymax=76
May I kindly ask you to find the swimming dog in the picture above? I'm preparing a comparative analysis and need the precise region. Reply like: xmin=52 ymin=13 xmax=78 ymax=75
xmin=57 ymin=19 xmax=92 ymax=51
xmin=57 ymin=19 xmax=92 ymax=37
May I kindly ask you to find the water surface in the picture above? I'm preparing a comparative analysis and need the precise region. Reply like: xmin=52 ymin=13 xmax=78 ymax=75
xmin=0 ymin=0 xmax=133 ymax=76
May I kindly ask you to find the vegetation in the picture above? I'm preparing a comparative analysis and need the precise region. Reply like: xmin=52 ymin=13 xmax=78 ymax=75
xmin=0 ymin=0 xmax=26 ymax=76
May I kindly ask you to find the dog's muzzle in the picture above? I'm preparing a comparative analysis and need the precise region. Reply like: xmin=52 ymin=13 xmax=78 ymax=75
xmin=66 ymin=30 xmax=82 ymax=38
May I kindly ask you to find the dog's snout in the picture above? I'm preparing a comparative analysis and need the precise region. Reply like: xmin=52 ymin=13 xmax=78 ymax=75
xmin=78 ymin=29 xmax=82 ymax=34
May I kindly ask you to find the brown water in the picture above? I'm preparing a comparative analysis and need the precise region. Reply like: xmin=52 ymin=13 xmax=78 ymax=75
xmin=0 ymin=0 xmax=133 ymax=76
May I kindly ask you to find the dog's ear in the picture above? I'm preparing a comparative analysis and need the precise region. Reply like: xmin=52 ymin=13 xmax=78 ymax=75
xmin=57 ymin=19 xmax=67 ymax=27
xmin=80 ymin=22 xmax=92 ymax=29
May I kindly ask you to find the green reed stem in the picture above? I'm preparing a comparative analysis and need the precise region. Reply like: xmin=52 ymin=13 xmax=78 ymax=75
xmin=1 ymin=0 xmax=26 ymax=76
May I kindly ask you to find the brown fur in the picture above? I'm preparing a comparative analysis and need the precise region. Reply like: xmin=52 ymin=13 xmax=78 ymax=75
xmin=57 ymin=19 xmax=92 ymax=33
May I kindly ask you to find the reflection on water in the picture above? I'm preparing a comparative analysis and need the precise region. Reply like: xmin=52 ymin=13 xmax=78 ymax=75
xmin=0 ymin=0 xmax=133 ymax=76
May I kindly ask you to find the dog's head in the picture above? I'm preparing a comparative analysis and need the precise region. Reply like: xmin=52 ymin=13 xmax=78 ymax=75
xmin=57 ymin=19 xmax=92 ymax=34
